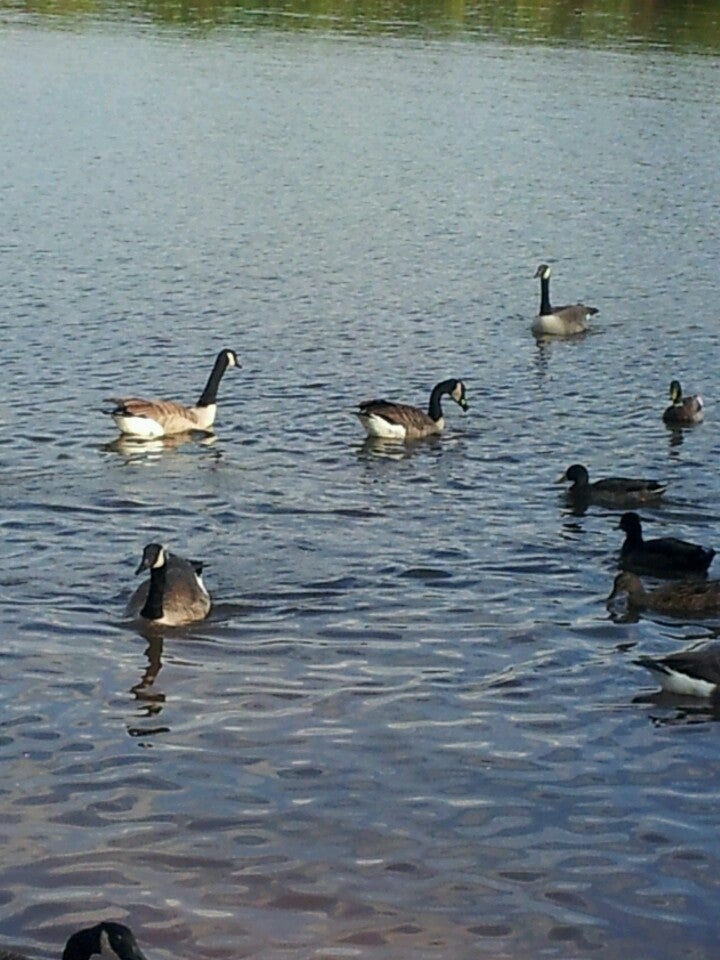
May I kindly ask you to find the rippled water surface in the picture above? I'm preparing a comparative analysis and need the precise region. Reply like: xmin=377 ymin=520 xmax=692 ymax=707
xmin=2 ymin=4 xmax=720 ymax=958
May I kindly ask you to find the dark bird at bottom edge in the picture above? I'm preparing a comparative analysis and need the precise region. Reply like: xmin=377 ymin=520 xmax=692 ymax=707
xmin=0 ymin=921 xmax=147 ymax=960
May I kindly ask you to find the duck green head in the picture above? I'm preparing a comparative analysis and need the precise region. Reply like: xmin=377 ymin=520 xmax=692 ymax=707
xmin=669 ymin=379 xmax=683 ymax=404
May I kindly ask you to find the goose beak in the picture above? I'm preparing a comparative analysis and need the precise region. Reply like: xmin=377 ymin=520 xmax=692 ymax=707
xmin=459 ymin=398 xmax=469 ymax=411
xmin=555 ymin=471 xmax=568 ymax=483
xmin=135 ymin=557 xmax=151 ymax=575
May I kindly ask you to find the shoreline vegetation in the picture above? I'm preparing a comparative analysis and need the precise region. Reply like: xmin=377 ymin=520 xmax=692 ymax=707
xmin=5 ymin=0 xmax=720 ymax=52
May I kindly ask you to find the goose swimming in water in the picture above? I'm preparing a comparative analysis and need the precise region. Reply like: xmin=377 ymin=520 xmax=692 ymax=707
xmin=635 ymin=644 xmax=720 ymax=698
xmin=125 ymin=543 xmax=211 ymax=626
xmin=531 ymin=263 xmax=598 ymax=337
xmin=107 ymin=348 xmax=238 ymax=438
xmin=357 ymin=378 xmax=468 ymax=441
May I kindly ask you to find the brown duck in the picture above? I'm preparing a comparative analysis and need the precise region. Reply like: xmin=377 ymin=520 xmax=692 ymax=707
xmin=608 ymin=571 xmax=720 ymax=616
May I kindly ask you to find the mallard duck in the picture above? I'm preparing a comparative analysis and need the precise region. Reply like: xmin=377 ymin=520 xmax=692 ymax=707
xmin=125 ymin=543 xmax=211 ymax=626
xmin=357 ymin=378 xmax=468 ymax=440
xmin=607 ymin=571 xmax=720 ymax=616
xmin=662 ymin=379 xmax=704 ymax=426
xmin=107 ymin=348 xmax=238 ymax=438
xmin=635 ymin=645 xmax=720 ymax=698
xmin=531 ymin=263 xmax=598 ymax=337
xmin=0 ymin=921 xmax=147 ymax=960
xmin=558 ymin=463 xmax=667 ymax=507
xmin=618 ymin=512 xmax=715 ymax=577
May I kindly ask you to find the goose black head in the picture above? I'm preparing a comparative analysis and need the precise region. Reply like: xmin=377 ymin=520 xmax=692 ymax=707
xmin=135 ymin=543 xmax=167 ymax=575
xmin=62 ymin=922 xmax=148 ymax=960
xmin=450 ymin=379 xmax=469 ymax=411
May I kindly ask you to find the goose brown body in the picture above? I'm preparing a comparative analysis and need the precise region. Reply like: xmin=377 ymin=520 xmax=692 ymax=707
xmin=531 ymin=263 xmax=598 ymax=337
xmin=357 ymin=378 xmax=468 ymax=441
xmin=635 ymin=645 xmax=720 ymax=698
xmin=125 ymin=544 xmax=211 ymax=626
xmin=108 ymin=349 xmax=238 ymax=438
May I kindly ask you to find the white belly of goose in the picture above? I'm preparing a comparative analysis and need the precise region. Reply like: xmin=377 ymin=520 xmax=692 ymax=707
xmin=112 ymin=412 xmax=167 ymax=439
xmin=652 ymin=666 xmax=716 ymax=698
xmin=363 ymin=413 xmax=409 ymax=440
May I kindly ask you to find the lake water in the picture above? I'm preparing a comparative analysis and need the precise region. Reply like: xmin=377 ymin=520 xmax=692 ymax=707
xmin=2 ymin=1 xmax=720 ymax=957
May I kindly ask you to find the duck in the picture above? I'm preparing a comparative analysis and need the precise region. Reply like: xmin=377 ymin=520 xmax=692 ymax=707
xmin=531 ymin=263 xmax=598 ymax=337
xmin=662 ymin=379 xmax=704 ymax=426
xmin=107 ymin=348 xmax=238 ymax=438
xmin=635 ymin=645 xmax=720 ymax=698
xmin=125 ymin=543 xmax=211 ymax=626
xmin=607 ymin=571 xmax=720 ymax=616
xmin=618 ymin=511 xmax=715 ymax=577
xmin=558 ymin=463 xmax=667 ymax=508
xmin=357 ymin=378 xmax=468 ymax=441
xmin=0 ymin=921 xmax=148 ymax=960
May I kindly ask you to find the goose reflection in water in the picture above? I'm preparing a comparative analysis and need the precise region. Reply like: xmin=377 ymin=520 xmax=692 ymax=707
xmin=357 ymin=434 xmax=444 ymax=462
xmin=131 ymin=634 xmax=165 ymax=707
xmin=128 ymin=635 xmax=169 ymax=739
xmin=633 ymin=690 xmax=720 ymax=727
xmin=532 ymin=327 xmax=590 ymax=377
xmin=103 ymin=431 xmax=219 ymax=462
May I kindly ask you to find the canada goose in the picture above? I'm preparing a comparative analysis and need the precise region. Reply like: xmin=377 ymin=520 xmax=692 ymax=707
xmin=531 ymin=263 xmax=598 ymax=337
xmin=618 ymin=512 xmax=715 ymax=577
xmin=662 ymin=379 xmax=704 ymax=426
xmin=107 ymin=348 xmax=238 ymax=438
xmin=356 ymin=379 xmax=468 ymax=441
xmin=558 ymin=463 xmax=667 ymax=508
xmin=0 ymin=921 xmax=148 ymax=960
xmin=635 ymin=645 xmax=720 ymax=698
xmin=125 ymin=543 xmax=211 ymax=626
xmin=607 ymin=571 xmax=720 ymax=616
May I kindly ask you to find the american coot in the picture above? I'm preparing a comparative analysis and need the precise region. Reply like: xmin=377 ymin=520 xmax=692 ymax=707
xmin=618 ymin=511 xmax=715 ymax=576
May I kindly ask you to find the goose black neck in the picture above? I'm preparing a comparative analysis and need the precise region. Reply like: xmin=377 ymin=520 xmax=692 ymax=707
xmin=197 ymin=353 xmax=229 ymax=408
xmin=141 ymin=563 xmax=166 ymax=621
xmin=539 ymin=275 xmax=552 ymax=315
xmin=427 ymin=380 xmax=455 ymax=422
